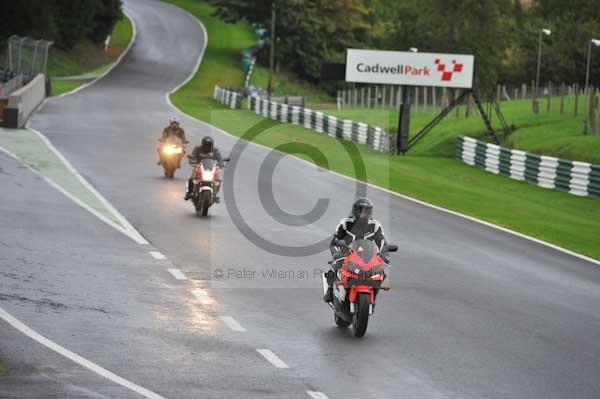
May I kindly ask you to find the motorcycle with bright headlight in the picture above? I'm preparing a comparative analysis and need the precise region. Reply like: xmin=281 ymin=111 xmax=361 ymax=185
xmin=323 ymin=239 xmax=398 ymax=337
xmin=158 ymin=136 xmax=186 ymax=178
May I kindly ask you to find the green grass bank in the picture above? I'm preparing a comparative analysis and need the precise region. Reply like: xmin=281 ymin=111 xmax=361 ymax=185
xmin=164 ymin=0 xmax=600 ymax=261
xmin=48 ymin=14 xmax=133 ymax=96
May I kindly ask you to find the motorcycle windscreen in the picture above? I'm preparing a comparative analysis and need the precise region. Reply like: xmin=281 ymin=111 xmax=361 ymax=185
xmin=164 ymin=136 xmax=183 ymax=146
xmin=349 ymin=239 xmax=378 ymax=264
xmin=200 ymin=158 xmax=217 ymax=170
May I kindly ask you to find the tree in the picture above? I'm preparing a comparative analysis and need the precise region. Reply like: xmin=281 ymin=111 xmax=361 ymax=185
xmin=0 ymin=0 xmax=122 ymax=50
xmin=210 ymin=0 xmax=373 ymax=82
xmin=276 ymin=0 xmax=372 ymax=81
xmin=89 ymin=0 xmax=123 ymax=44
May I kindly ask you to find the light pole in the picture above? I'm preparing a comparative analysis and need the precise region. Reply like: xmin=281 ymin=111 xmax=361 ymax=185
xmin=267 ymin=1 xmax=276 ymax=98
xmin=534 ymin=28 xmax=551 ymax=113
xmin=583 ymin=38 xmax=600 ymax=134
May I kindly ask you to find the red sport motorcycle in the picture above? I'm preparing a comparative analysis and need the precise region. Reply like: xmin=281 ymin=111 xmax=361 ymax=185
xmin=323 ymin=239 xmax=398 ymax=337
xmin=187 ymin=156 xmax=228 ymax=216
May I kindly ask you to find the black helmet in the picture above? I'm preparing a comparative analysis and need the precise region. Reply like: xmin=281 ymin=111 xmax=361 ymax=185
xmin=201 ymin=136 xmax=214 ymax=152
xmin=352 ymin=197 xmax=373 ymax=220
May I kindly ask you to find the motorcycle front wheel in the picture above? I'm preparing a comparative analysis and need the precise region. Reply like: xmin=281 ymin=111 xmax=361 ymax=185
xmin=352 ymin=293 xmax=370 ymax=338
xmin=163 ymin=166 xmax=175 ymax=178
xmin=199 ymin=190 xmax=211 ymax=216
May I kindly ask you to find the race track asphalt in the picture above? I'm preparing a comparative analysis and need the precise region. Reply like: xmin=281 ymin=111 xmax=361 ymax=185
xmin=1 ymin=0 xmax=599 ymax=398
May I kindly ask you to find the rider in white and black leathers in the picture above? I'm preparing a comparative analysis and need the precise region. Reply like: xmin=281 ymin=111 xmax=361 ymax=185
xmin=323 ymin=197 xmax=389 ymax=303
xmin=184 ymin=136 xmax=223 ymax=202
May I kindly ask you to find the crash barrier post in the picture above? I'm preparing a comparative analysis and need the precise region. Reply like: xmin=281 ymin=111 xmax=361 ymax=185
xmin=248 ymin=95 xmax=390 ymax=153
xmin=213 ymin=85 xmax=242 ymax=109
xmin=244 ymin=57 xmax=256 ymax=88
xmin=3 ymin=73 xmax=46 ymax=128
xmin=456 ymin=136 xmax=600 ymax=198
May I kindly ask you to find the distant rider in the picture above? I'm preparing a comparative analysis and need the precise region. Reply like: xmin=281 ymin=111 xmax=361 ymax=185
xmin=323 ymin=197 xmax=389 ymax=303
xmin=157 ymin=117 xmax=187 ymax=164
xmin=184 ymin=136 xmax=223 ymax=202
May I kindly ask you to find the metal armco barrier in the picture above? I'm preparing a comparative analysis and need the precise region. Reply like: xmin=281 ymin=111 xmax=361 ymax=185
xmin=248 ymin=95 xmax=390 ymax=153
xmin=213 ymin=86 xmax=242 ymax=109
xmin=456 ymin=136 xmax=600 ymax=198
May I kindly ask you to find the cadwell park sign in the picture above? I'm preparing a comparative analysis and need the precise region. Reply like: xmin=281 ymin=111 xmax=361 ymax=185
xmin=345 ymin=49 xmax=474 ymax=89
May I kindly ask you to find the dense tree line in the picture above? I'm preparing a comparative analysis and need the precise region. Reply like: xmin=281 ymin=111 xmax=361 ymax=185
xmin=0 ymin=0 xmax=122 ymax=49
xmin=211 ymin=0 xmax=600 ymax=91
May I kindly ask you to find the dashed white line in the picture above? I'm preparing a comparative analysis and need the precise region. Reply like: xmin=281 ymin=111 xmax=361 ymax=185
xmin=0 ymin=306 xmax=166 ymax=399
xmin=307 ymin=391 xmax=329 ymax=399
xmin=256 ymin=349 xmax=289 ymax=369
xmin=220 ymin=316 xmax=246 ymax=332
xmin=149 ymin=251 xmax=167 ymax=260
xmin=167 ymin=268 xmax=188 ymax=280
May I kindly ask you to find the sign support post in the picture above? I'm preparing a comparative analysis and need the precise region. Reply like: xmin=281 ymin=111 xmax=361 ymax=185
xmin=396 ymin=85 xmax=413 ymax=154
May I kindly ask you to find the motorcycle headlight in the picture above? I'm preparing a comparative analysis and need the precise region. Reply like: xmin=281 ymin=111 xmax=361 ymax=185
xmin=162 ymin=145 xmax=182 ymax=155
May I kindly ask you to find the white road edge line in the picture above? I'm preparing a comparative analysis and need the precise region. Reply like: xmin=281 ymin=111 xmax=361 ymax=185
xmin=149 ymin=251 xmax=167 ymax=260
xmin=23 ymin=126 xmax=148 ymax=245
xmin=220 ymin=316 xmax=246 ymax=332
xmin=21 ymin=10 xmax=147 ymax=245
xmin=306 ymin=391 xmax=329 ymax=399
xmin=164 ymin=7 xmax=600 ymax=268
xmin=256 ymin=349 xmax=289 ymax=369
xmin=0 ymin=306 xmax=167 ymax=399
xmin=0 ymin=146 xmax=141 ymax=242
xmin=167 ymin=268 xmax=188 ymax=280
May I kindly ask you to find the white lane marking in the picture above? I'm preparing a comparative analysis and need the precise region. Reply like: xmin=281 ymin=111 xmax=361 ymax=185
xmin=0 ymin=147 xmax=139 ymax=243
xmin=167 ymin=268 xmax=188 ymax=280
xmin=0 ymin=306 xmax=166 ymax=399
xmin=46 ymin=9 xmax=137 ymax=100
xmin=220 ymin=316 xmax=246 ymax=332
xmin=165 ymin=3 xmax=600 ymax=268
xmin=307 ymin=391 xmax=329 ymax=399
xmin=256 ymin=349 xmax=289 ymax=369
xmin=23 ymin=10 xmax=146 ymax=246
xmin=23 ymin=127 xmax=149 ymax=245
xmin=149 ymin=251 xmax=166 ymax=260
xmin=191 ymin=288 xmax=213 ymax=305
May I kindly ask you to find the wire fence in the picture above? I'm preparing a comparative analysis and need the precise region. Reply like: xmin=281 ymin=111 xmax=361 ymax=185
xmin=4 ymin=35 xmax=53 ymax=83
xmin=336 ymin=82 xmax=597 ymax=111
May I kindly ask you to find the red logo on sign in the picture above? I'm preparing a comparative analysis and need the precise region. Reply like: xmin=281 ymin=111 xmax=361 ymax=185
xmin=434 ymin=59 xmax=463 ymax=81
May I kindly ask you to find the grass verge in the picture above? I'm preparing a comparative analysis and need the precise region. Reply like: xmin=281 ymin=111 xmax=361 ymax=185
xmin=50 ymin=81 xmax=83 ymax=97
xmin=48 ymin=14 xmax=133 ymax=96
xmin=326 ymin=95 xmax=600 ymax=164
xmin=165 ymin=0 xmax=600 ymax=261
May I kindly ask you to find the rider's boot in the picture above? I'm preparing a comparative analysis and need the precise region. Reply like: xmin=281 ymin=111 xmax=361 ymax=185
xmin=184 ymin=179 xmax=193 ymax=201
xmin=323 ymin=270 xmax=335 ymax=303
